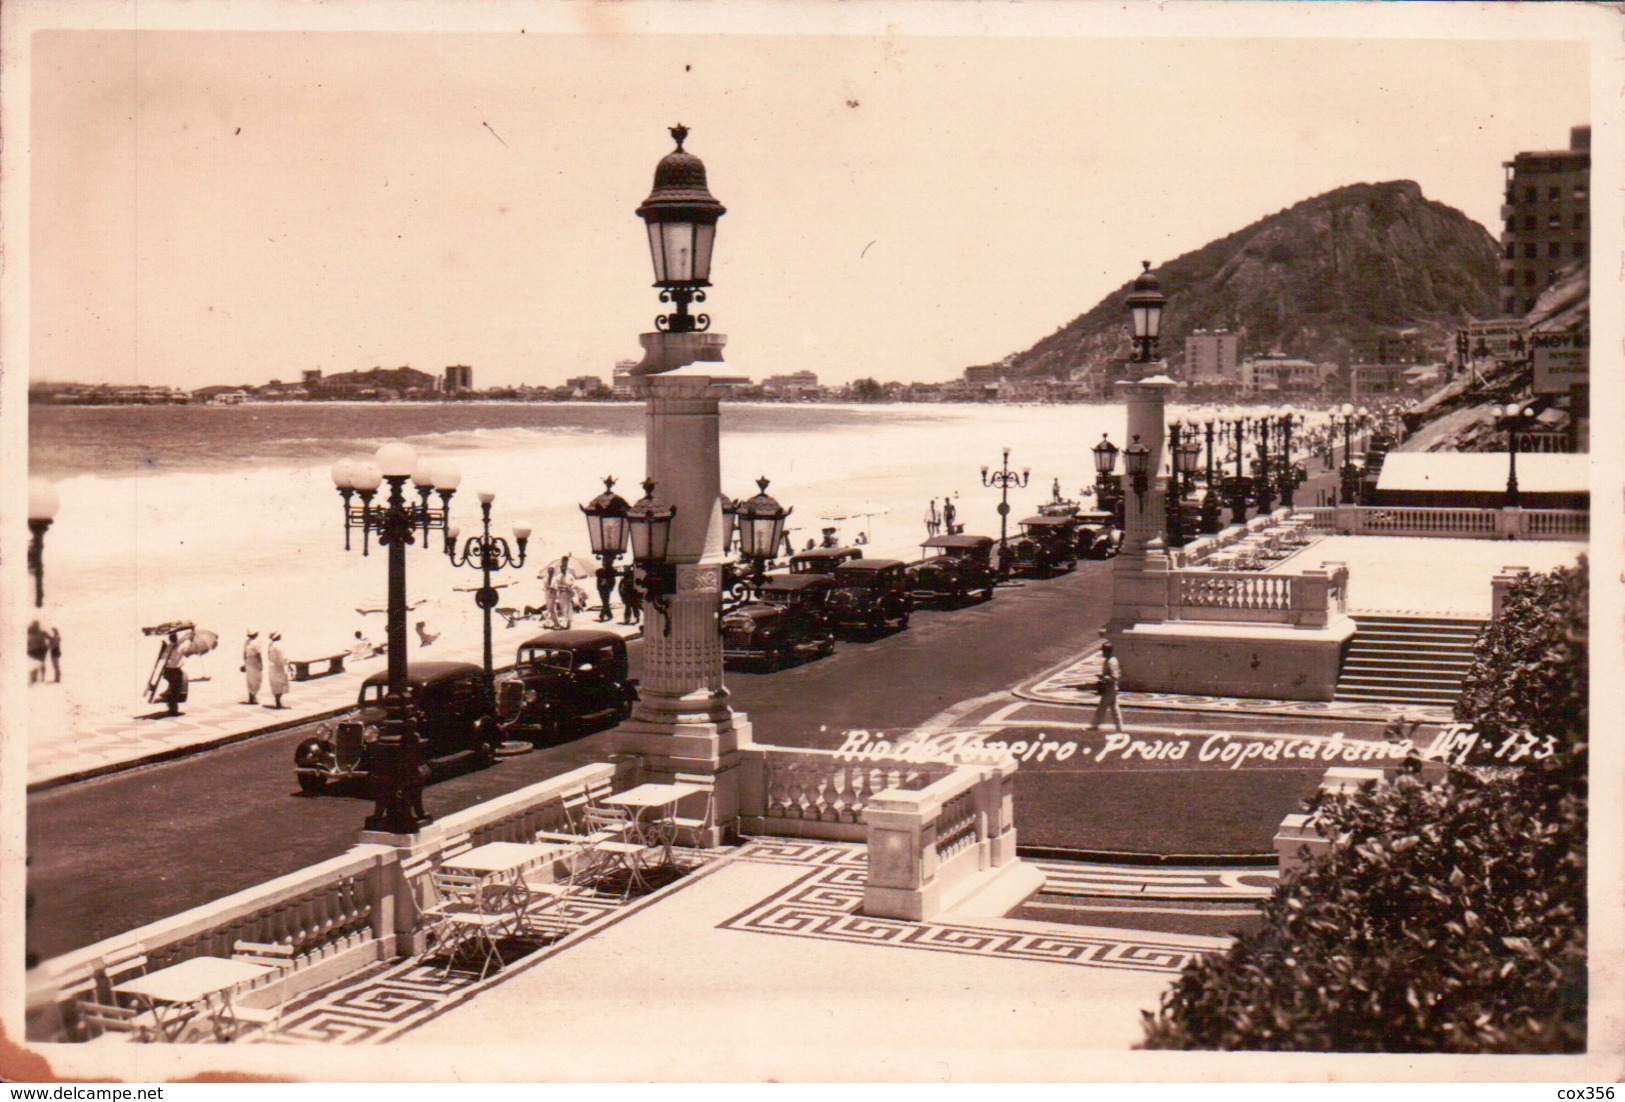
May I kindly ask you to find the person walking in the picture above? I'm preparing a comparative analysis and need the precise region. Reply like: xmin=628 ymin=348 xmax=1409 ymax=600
xmin=160 ymin=631 xmax=189 ymax=716
xmin=265 ymin=631 xmax=289 ymax=710
xmin=48 ymin=626 xmax=63 ymax=683
xmin=26 ymin=621 xmax=49 ymax=686
xmin=619 ymin=567 xmax=643 ymax=626
xmin=242 ymin=630 xmax=264 ymax=704
xmin=1088 ymin=641 xmax=1125 ymax=734
xmin=924 ymin=499 xmax=941 ymax=538
xmin=942 ymin=496 xmax=958 ymax=536
xmin=595 ymin=563 xmax=617 ymax=623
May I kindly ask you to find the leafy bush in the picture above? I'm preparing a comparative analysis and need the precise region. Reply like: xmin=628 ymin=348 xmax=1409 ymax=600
xmin=1140 ymin=561 xmax=1586 ymax=1052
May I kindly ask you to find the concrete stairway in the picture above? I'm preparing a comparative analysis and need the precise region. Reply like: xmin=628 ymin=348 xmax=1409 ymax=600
xmin=1334 ymin=614 xmax=1486 ymax=707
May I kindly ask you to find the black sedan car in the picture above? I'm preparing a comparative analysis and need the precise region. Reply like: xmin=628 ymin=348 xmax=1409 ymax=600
xmin=294 ymin=661 xmax=501 ymax=795
xmin=827 ymin=558 xmax=912 ymax=634
xmin=495 ymin=629 xmax=637 ymax=744
xmin=905 ymin=534 xmax=998 ymax=605
xmin=1007 ymin=515 xmax=1078 ymax=577
xmin=722 ymin=574 xmax=837 ymax=671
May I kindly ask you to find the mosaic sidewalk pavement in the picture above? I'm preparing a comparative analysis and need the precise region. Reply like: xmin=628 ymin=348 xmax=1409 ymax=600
xmin=723 ymin=840 xmax=1229 ymax=975
xmin=1018 ymin=651 xmax=1455 ymax=724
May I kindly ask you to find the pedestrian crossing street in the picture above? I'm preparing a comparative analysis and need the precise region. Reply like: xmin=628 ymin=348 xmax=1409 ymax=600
xmin=1032 ymin=860 xmax=1276 ymax=902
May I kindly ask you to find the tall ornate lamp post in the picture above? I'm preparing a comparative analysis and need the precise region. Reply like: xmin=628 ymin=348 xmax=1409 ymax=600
xmin=1499 ymin=403 xmax=1536 ymax=508
xmin=735 ymin=477 xmax=792 ymax=590
xmin=1200 ymin=419 xmax=1223 ymax=533
xmin=331 ymin=444 xmax=460 ymax=834
xmin=1275 ymin=406 xmax=1299 ymax=510
xmin=27 ymin=480 xmax=59 ymax=609
xmin=581 ymin=476 xmax=632 ymax=618
xmin=981 ymin=447 xmax=1030 ymax=575
xmin=446 ymin=491 xmax=530 ymax=681
xmin=1165 ymin=436 xmax=1203 ymax=548
xmin=1252 ymin=411 xmax=1276 ymax=515
xmin=636 ymin=124 xmax=723 ymax=336
xmin=1334 ymin=403 xmax=1367 ymax=505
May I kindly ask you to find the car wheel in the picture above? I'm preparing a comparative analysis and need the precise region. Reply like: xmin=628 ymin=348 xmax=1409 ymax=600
xmin=823 ymin=633 xmax=837 ymax=656
xmin=296 ymin=773 xmax=327 ymax=796
xmin=898 ymin=609 xmax=911 ymax=629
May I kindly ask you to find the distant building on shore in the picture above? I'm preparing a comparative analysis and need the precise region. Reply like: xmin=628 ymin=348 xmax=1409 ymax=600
xmin=763 ymin=371 xmax=820 ymax=398
xmin=1500 ymin=125 xmax=1589 ymax=316
xmin=444 ymin=365 xmax=474 ymax=394
xmin=612 ymin=360 xmax=638 ymax=399
xmin=566 ymin=374 xmax=607 ymax=398
xmin=1184 ymin=328 xmax=1240 ymax=384
xmin=1240 ymin=353 xmax=1321 ymax=394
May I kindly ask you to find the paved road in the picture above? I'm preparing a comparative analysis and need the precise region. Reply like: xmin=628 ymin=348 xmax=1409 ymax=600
xmin=27 ymin=561 xmax=1118 ymax=960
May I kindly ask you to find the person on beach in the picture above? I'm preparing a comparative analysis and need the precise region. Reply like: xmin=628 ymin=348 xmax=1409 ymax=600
xmin=48 ymin=626 xmax=62 ymax=683
xmin=619 ymin=567 xmax=643 ymax=626
xmin=595 ymin=564 xmax=617 ymax=623
xmin=265 ymin=632 xmax=289 ymax=709
xmin=27 ymin=621 xmax=49 ymax=685
xmin=1087 ymin=641 xmax=1125 ymax=734
xmin=242 ymin=630 xmax=263 ymax=705
xmin=349 ymin=630 xmax=379 ymax=660
xmin=942 ymin=496 xmax=958 ymax=536
xmin=161 ymin=631 xmax=189 ymax=715
xmin=925 ymin=499 xmax=941 ymax=538
xmin=820 ymin=527 xmax=839 ymax=549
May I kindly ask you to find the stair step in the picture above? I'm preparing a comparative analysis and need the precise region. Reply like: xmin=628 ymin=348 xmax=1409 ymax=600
xmin=1335 ymin=689 xmax=1461 ymax=705
xmin=1341 ymin=669 xmax=1468 ymax=685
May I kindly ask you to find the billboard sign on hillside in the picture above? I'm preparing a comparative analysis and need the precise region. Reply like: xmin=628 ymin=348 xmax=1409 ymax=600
xmin=1463 ymin=319 xmax=1526 ymax=364
xmin=1532 ymin=329 xmax=1588 ymax=394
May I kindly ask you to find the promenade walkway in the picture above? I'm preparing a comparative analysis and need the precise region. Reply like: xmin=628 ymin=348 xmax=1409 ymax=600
xmin=26 ymin=614 xmax=644 ymax=790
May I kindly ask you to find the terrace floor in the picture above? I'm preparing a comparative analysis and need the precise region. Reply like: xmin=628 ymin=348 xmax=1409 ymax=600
xmin=1267 ymin=535 xmax=1585 ymax=617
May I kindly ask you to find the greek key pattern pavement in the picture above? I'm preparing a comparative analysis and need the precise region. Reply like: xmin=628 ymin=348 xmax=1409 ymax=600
xmin=269 ymin=868 xmax=684 ymax=1044
xmin=1020 ymin=653 xmax=1455 ymax=723
xmin=723 ymin=844 xmax=1220 ymax=975
xmin=1031 ymin=860 xmax=1276 ymax=902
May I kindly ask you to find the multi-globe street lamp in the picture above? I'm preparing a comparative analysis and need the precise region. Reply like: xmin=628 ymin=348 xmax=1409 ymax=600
xmin=982 ymin=447 xmax=1030 ymax=576
xmin=1275 ymin=406 xmax=1303 ymax=510
xmin=1225 ymin=416 xmax=1251 ymax=525
xmin=1165 ymin=433 xmax=1202 ymax=549
xmin=1333 ymin=403 xmax=1370 ymax=505
xmin=330 ymin=443 xmax=461 ymax=834
xmin=581 ymin=476 xmax=632 ymax=620
xmin=1499 ymin=403 xmax=1536 ymax=508
xmin=735 ymin=477 xmax=792 ymax=590
xmin=1199 ymin=419 xmax=1224 ymax=534
xmin=27 ymin=479 xmax=59 ymax=609
xmin=445 ymin=492 xmax=530 ymax=681
xmin=1251 ymin=411 xmax=1277 ymax=515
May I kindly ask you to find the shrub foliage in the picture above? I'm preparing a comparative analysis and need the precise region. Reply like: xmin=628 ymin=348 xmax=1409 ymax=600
xmin=1140 ymin=560 xmax=1586 ymax=1052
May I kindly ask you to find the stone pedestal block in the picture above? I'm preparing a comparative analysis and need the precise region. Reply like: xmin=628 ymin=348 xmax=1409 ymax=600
xmin=1114 ymin=617 xmax=1357 ymax=701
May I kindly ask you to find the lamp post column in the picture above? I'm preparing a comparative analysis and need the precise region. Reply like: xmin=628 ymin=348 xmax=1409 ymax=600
xmin=616 ymin=344 xmax=751 ymax=846
xmin=368 ymin=476 xmax=427 ymax=836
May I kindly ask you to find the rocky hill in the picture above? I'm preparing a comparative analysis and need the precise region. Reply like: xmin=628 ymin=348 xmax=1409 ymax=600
xmin=995 ymin=181 xmax=1500 ymax=379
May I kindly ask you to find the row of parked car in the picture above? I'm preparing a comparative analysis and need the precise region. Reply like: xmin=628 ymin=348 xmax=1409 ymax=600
xmin=719 ymin=502 xmax=1120 ymax=672
xmin=292 ymin=504 xmax=1121 ymax=795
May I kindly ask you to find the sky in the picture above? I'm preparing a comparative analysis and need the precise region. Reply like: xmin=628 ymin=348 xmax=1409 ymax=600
xmin=20 ymin=6 xmax=1595 ymax=390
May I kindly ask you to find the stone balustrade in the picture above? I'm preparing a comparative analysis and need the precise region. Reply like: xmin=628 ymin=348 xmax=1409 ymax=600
xmin=862 ymin=756 xmax=1018 ymax=922
xmin=736 ymin=745 xmax=954 ymax=842
xmin=1299 ymin=505 xmax=1586 ymax=541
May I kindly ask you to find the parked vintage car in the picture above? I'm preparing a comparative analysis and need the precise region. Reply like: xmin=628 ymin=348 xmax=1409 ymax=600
xmin=721 ymin=573 xmax=837 ymax=670
xmin=789 ymin=547 xmax=862 ymax=575
xmin=1074 ymin=510 xmax=1121 ymax=560
xmin=905 ymin=534 xmax=998 ymax=604
xmin=294 ymin=661 xmax=501 ymax=795
xmin=826 ymin=558 xmax=913 ymax=634
xmin=494 ymin=629 xmax=637 ymax=745
xmin=1007 ymin=515 xmax=1078 ymax=577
